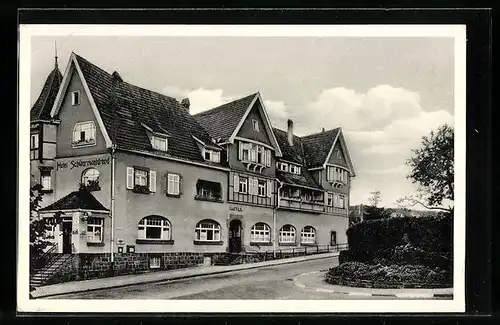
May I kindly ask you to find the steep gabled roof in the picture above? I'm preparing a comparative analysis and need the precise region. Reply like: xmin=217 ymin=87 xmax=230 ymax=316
xmin=193 ymin=93 xmax=257 ymax=142
xmin=39 ymin=189 xmax=109 ymax=212
xmin=30 ymin=62 xmax=62 ymax=121
xmin=301 ymin=128 xmax=341 ymax=169
xmin=52 ymin=53 xmax=220 ymax=164
xmin=272 ymin=127 xmax=305 ymax=165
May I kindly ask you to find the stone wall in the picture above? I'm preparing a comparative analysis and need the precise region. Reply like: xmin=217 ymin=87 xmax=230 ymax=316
xmin=45 ymin=252 xmax=207 ymax=286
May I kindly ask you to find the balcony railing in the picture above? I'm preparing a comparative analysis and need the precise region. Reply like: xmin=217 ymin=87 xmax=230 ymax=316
xmin=279 ymin=197 xmax=325 ymax=213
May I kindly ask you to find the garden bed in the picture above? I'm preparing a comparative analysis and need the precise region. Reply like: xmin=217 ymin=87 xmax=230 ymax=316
xmin=325 ymin=262 xmax=452 ymax=289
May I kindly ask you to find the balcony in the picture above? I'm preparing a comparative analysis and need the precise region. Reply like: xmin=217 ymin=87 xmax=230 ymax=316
xmin=279 ymin=197 xmax=325 ymax=213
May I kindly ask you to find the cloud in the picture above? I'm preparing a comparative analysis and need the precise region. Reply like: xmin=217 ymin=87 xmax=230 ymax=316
xmin=160 ymin=83 xmax=454 ymax=207
xmin=162 ymin=86 xmax=235 ymax=115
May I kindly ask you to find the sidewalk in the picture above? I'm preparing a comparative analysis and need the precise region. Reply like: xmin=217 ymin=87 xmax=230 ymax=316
xmin=293 ymin=271 xmax=454 ymax=299
xmin=32 ymin=252 xmax=339 ymax=299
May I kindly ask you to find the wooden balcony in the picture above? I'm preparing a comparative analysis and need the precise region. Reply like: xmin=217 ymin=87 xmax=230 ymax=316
xmin=279 ymin=198 xmax=325 ymax=213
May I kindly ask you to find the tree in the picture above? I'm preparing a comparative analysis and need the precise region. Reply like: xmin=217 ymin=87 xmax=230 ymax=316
xmin=368 ymin=190 xmax=381 ymax=207
xmin=30 ymin=183 xmax=54 ymax=270
xmin=364 ymin=190 xmax=390 ymax=221
xmin=397 ymin=124 xmax=454 ymax=213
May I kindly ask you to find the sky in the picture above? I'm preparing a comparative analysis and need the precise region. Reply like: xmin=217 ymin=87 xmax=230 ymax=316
xmin=30 ymin=35 xmax=455 ymax=208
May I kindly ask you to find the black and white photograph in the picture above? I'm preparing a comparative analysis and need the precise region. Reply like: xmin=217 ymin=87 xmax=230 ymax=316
xmin=18 ymin=24 xmax=466 ymax=313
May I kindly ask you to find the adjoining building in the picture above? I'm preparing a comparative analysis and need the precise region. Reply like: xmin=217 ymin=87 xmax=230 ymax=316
xmin=33 ymin=52 xmax=356 ymax=268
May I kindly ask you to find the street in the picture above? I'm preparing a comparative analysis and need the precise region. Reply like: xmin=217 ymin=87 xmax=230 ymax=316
xmin=48 ymin=257 xmax=447 ymax=300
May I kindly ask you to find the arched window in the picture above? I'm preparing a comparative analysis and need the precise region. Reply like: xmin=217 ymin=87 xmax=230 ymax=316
xmin=279 ymin=224 xmax=296 ymax=243
xmin=301 ymin=226 xmax=316 ymax=244
xmin=250 ymin=222 xmax=271 ymax=243
xmin=82 ymin=168 xmax=100 ymax=190
xmin=138 ymin=215 xmax=171 ymax=240
xmin=195 ymin=219 xmax=221 ymax=242
xmin=72 ymin=121 xmax=96 ymax=147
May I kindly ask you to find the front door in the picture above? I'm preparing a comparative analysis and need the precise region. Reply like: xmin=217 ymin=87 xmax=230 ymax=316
xmin=229 ymin=220 xmax=242 ymax=253
xmin=62 ymin=221 xmax=72 ymax=253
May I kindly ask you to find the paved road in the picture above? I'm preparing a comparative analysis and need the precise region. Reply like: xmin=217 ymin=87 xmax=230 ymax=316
xmin=49 ymin=257 xmax=447 ymax=300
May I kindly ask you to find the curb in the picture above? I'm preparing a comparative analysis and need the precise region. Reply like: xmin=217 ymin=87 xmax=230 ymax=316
xmin=293 ymin=271 xmax=454 ymax=299
xmin=32 ymin=253 xmax=339 ymax=299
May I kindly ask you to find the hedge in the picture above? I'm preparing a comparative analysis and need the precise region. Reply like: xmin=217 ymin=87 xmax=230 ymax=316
xmin=325 ymin=262 xmax=452 ymax=288
xmin=346 ymin=215 xmax=452 ymax=257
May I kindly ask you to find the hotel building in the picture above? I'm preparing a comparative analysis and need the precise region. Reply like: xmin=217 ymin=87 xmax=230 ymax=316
xmin=32 ymin=52 xmax=356 ymax=266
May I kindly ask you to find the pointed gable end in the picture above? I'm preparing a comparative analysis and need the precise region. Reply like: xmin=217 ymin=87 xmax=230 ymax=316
xmin=50 ymin=52 xmax=113 ymax=148
xmin=324 ymin=129 xmax=356 ymax=177
xmin=230 ymin=92 xmax=282 ymax=157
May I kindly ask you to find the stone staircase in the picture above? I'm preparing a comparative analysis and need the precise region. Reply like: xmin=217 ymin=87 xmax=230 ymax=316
xmin=30 ymin=246 xmax=73 ymax=288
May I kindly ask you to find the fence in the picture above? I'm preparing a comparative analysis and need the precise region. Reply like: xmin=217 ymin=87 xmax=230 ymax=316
xmin=247 ymin=243 xmax=348 ymax=262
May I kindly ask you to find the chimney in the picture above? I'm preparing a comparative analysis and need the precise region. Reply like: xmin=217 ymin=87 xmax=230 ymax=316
xmin=322 ymin=127 xmax=325 ymax=133
xmin=181 ymin=98 xmax=190 ymax=112
xmin=287 ymin=119 xmax=294 ymax=146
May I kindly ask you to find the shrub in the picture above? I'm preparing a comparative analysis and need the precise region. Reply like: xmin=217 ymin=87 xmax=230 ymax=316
xmin=326 ymin=262 xmax=452 ymax=288
xmin=346 ymin=215 xmax=452 ymax=260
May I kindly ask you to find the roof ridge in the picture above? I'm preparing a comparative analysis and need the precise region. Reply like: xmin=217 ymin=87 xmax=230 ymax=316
xmin=301 ymin=127 xmax=341 ymax=139
xmin=74 ymin=53 xmax=180 ymax=104
xmin=193 ymin=92 xmax=257 ymax=117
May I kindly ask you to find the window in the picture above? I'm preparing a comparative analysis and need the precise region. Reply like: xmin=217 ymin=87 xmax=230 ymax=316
xmin=138 ymin=216 xmax=171 ymax=240
xmin=40 ymin=170 xmax=51 ymax=191
xmin=327 ymin=166 xmax=348 ymax=183
xmin=203 ymin=149 xmax=221 ymax=163
xmin=279 ymin=163 xmax=288 ymax=172
xmin=250 ymin=222 xmax=271 ymax=243
xmin=30 ymin=133 xmax=39 ymax=160
xmin=301 ymin=226 xmax=316 ymax=244
xmin=239 ymin=177 xmax=248 ymax=194
xmin=72 ymin=121 xmax=96 ymax=146
xmin=82 ymin=168 xmax=100 ymax=190
xmin=195 ymin=220 xmax=221 ymax=242
xmin=339 ymin=194 xmax=345 ymax=208
xmin=332 ymin=193 xmax=345 ymax=208
xmin=196 ymin=180 xmax=222 ymax=201
xmin=279 ymin=224 xmax=296 ymax=243
xmin=258 ymin=180 xmax=266 ymax=197
xmin=336 ymin=149 xmax=342 ymax=159
xmin=152 ymin=136 xmax=168 ymax=151
xmin=239 ymin=141 xmax=271 ymax=167
xmin=303 ymin=191 xmax=312 ymax=202
xmin=72 ymin=91 xmax=80 ymax=105
xmin=327 ymin=193 xmax=333 ymax=206
xmin=252 ymin=119 xmax=260 ymax=132
xmin=149 ymin=256 xmax=161 ymax=269
xmin=127 ymin=167 xmax=156 ymax=193
xmin=87 ymin=218 xmax=103 ymax=243
xmin=135 ymin=169 xmax=148 ymax=187
xmin=257 ymin=146 xmax=264 ymax=164
xmin=167 ymin=173 xmax=180 ymax=195
xmin=242 ymin=143 xmax=250 ymax=161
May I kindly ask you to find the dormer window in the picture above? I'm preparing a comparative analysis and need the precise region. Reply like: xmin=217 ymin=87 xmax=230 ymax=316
xmin=72 ymin=121 xmax=96 ymax=147
xmin=252 ymin=119 xmax=260 ymax=132
xmin=279 ymin=162 xmax=288 ymax=172
xmin=72 ymin=91 xmax=80 ymax=106
xmin=152 ymin=136 xmax=168 ymax=152
xmin=203 ymin=149 xmax=220 ymax=163
xmin=289 ymin=164 xmax=301 ymax=175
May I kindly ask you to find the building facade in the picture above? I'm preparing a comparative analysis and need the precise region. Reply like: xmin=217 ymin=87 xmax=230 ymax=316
xmin=34 ymin=52 xmax=356 ymax=264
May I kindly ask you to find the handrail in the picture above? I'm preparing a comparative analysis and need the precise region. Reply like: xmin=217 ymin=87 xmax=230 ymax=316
xmin=31 ymin=243 xmax=58 ymax=271
xmin=246 ymin=243 xmax=349 ymax=258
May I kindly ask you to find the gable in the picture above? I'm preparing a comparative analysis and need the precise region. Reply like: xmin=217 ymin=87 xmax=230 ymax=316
xmin=327 ymin=140 xmax=348 ymax=168
xmin=55 ymin=68 xmax=108 ymax=157
xmin=236 ymin=100 xmax=272 ymax=145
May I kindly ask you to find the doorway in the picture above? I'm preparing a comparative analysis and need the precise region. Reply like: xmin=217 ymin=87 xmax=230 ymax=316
xmin=330 ymin=231 xmax=337 ymax=247
xmin=229 ymin=219 xmax=242 ymax=253
xmin=62 ymin=221 xmax=73 ymax=254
